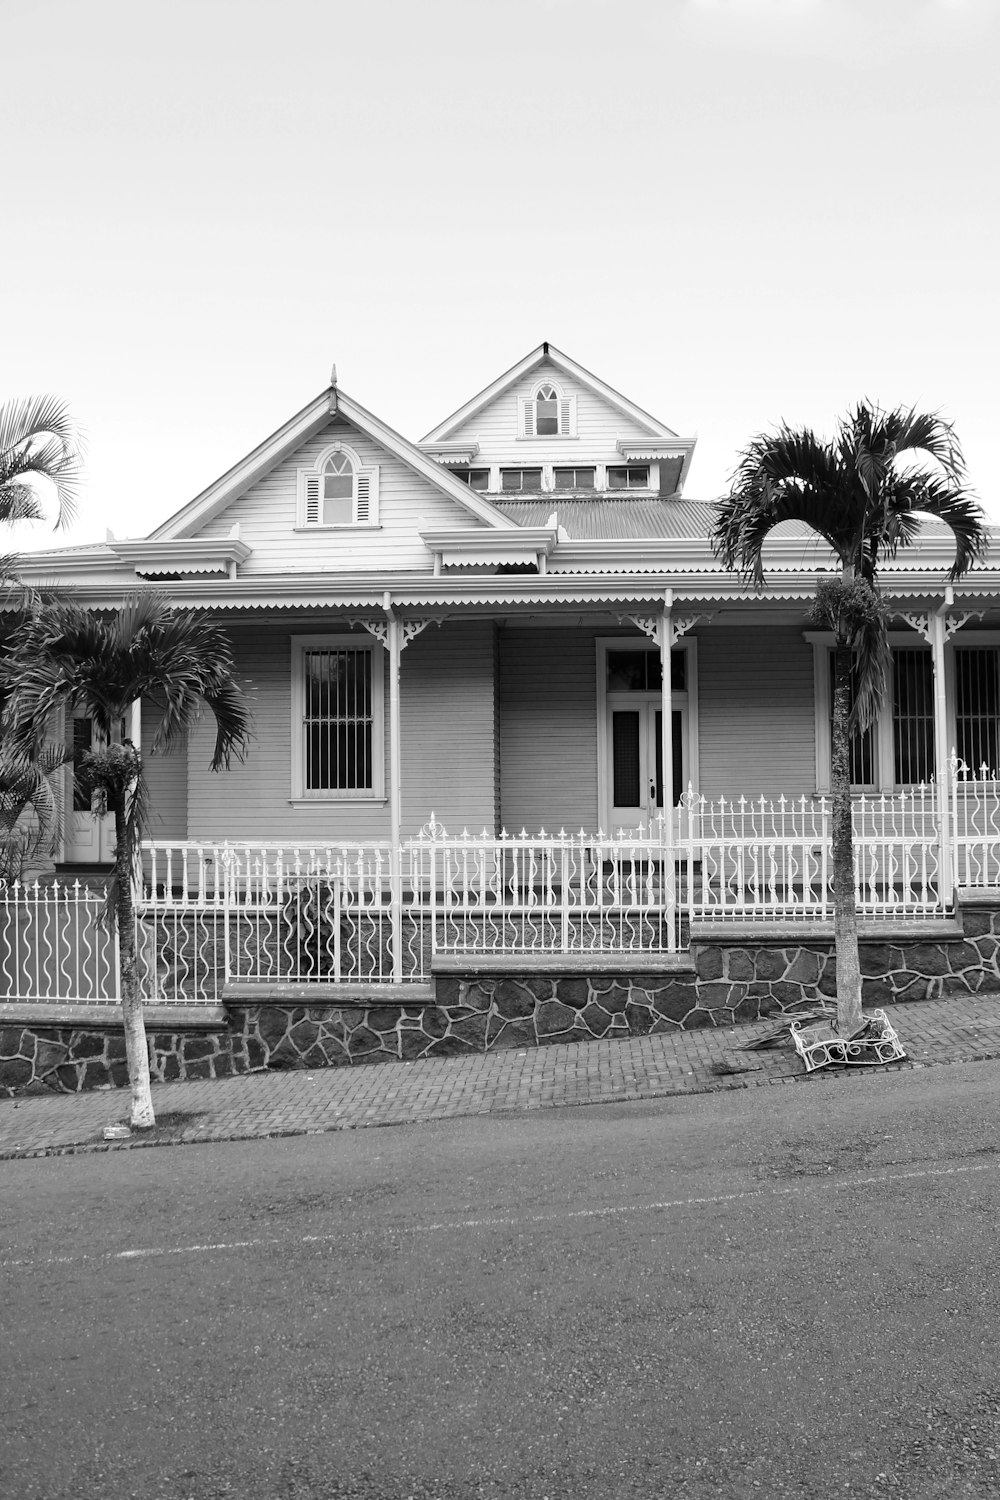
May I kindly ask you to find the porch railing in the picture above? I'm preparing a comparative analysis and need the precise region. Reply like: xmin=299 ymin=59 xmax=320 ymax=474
xmin=8 ymin=763 xmax=1000 ymax=1006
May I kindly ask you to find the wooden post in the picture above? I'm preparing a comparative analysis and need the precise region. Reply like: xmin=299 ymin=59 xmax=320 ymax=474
xmin=659 ymin=591 xmax=676 ymax=951
xmin=387 ymin=605 xmax=403 ymax=981
xmin=931 ymin=602 xmax=953 ymax=907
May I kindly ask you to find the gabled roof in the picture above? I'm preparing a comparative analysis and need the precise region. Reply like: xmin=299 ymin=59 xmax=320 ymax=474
xmin=151 ymin=384 xmax=519 ymax=542
xmin=420 ymin=342 xmax=696 ymax=454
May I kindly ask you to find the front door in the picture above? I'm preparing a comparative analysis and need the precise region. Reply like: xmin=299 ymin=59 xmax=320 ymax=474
xmin=63 ymin=716 xmax=117 ymax=863
xmin=609 ymin=704 xmax=686 ymax=831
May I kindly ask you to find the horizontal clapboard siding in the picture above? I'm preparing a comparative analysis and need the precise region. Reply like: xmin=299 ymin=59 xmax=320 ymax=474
xmin=185 ymin=620 xmax=497 ymax=843
xmin=399 ymin=621 xmax=496 ymax=835
xmin=141 ymin=706 xmax=187 ymax=842
xmin=444 ymin=363 xmax=661 ymax=465
xmin=198 ymin=418 xmax=482 ymax=574
xmin=698 ymin=626 xmax=816 ymax=800
xmin=499 ymin=627 xmax=599 ymax=834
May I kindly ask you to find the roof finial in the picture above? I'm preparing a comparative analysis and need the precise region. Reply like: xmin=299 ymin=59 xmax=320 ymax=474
xmin=330 ymin=363 xmax=338 ymax=388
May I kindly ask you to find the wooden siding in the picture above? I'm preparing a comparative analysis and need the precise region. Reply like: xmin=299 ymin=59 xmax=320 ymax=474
xmin=442 ymin=361 xmax=661 ymax=468
xmin=399 ymin=621 xmax=497 ymax=835
xmin=697 ymin=625 xmax=816 ymax=801
xmin=141 ymin=708 xmax=188 ymax=842
xmin=498 ymin=626 xmax=599 ymax=834
xmin=185 ymin=620 xmax=496 ymax=843
xmin=196 ymin=418 xmax=483 ymax=574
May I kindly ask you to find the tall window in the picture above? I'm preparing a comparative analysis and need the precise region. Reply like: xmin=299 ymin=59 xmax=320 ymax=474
xmin=292 ymin=637 xmax=384 ymax=799
xmin=956 ymin=648 xmax=1000 ymax=774
xmin=828 ymin=655 xmax=876 ymax=787
xmin=893 ymin=650 xmax=934 ymax=785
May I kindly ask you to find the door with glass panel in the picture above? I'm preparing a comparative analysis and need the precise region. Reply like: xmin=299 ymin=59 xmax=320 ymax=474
xmin=63 ymin=715 xmax=117 ymax=862
xmin=604 ymin=647 xmax=688 ymax=832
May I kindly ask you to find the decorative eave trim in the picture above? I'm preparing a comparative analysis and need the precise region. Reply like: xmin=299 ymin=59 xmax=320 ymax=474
xmin=419 ymin=442 xmax=480 ymax=464
xmin=420 ymin=342 xmax=690 ymax=448
xmin=151 ymin=388 xmax=518 ymax=542
xmin=108 ymin=536 xmax=253 ymax=577
xmin=616 ymin=439 xmax=696 ymax=460
xmin=420 ymin=522 xmax=558 ymax=570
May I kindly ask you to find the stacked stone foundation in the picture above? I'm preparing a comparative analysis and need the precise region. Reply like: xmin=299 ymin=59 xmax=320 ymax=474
xmin=4 ymin=899 xmax=1000 ymax=1094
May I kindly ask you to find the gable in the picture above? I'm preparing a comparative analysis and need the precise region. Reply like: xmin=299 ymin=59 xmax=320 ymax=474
xmin=420 ymin=344 xmax=696 ymax=495
xmin=194 ymin=416 xmax=491 ymax=576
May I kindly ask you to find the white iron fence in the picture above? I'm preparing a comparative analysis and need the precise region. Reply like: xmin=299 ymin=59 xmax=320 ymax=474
xmin=8 ymin=763 xmax=1000 ymax=1006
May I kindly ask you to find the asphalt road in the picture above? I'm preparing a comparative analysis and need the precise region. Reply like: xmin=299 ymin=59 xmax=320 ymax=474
xmin=4 ymin=1063 xmax=1000 ymax=1500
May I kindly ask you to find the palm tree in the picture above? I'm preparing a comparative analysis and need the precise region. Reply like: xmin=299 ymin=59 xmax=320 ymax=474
xmin=712 ymin=403 xmax=987 ymax=1037
xmin=0 ymin=394 xmax=82 ymax=536
xmin=1 ymin=592 xmax=252 ymax=1128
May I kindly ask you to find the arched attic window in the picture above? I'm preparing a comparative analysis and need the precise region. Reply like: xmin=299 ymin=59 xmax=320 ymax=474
xmin=520 ymin=381 xmax=576 ymax=438
xmin=298 ymin=444 xmax=380 ymax=528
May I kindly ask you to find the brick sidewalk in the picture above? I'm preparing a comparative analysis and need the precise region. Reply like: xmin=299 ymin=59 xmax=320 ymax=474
xmin=4 ymin=992 xmax=1000 ymax=1160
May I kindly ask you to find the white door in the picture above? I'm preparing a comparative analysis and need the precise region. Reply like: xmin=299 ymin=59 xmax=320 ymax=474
xmin=608 ymin=703 xmax=687 ymax=831
xmin=63 ymin=716 xmax=117 ymax=863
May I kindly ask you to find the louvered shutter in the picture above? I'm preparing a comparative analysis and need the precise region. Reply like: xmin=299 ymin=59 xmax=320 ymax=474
xmin=559 ymin=397 xmax=575 ymax=436
xmin=521 ymin=398 xmax=535 ymax=437
xmin=303 ymin=474 xmax=322 ymax=525
xmin=356 ymin=466 xmax=379 ymax=524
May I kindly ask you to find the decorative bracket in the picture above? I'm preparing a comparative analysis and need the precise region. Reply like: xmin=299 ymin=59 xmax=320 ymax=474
xmin=624 ymin=614 xmax=659 ymax=641
xmin=357 ymin=619 xmax=388 ymax=645
xmin=355 ymin=617 xmax=442 ymax=650
xmin=672 ymin=612 xmax=714 ymax=640
xmin=897 ymin=609 xmax=985 ymax=644
xmin=622 ymin=612 xmax=714 ymax=643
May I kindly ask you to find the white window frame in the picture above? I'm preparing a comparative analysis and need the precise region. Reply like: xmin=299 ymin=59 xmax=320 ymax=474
xmin=519 ymin=379 xmax=577 ymax=439
xmin=807 ymin=632 xmax=936 ymax=793
xmin=290 ymin=634 xmax=385 ymax=802
xmin=296 ymin=443 xmax=380 ymax=530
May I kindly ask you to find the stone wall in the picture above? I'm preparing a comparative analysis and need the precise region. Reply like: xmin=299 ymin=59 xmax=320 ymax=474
xmin=4 ymin=900 xmax=1000 ymax=1094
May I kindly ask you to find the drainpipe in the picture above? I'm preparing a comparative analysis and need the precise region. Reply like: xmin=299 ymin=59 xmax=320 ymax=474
xmin=384 ymin=592 xmax=403 ymax=980
xmin=932 ymin=588 xmax=953 ymax=907
xmin=659 ymin=590 xmax=676 ymax=951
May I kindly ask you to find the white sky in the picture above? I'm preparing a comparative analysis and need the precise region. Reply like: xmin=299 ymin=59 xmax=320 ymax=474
xmin=3 ymin=0 xmax=998 ymax=550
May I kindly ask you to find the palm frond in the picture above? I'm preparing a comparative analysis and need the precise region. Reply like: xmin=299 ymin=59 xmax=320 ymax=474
xmin=0 ymin=395 xmax=84 ymax=530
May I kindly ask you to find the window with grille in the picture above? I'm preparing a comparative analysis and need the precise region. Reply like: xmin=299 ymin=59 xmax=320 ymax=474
xmin=453 ymin=467 xmax=490 ymax=490
xmin=298 ymin=445 xmax=379 ymax=528
xmin=956 ymin=647 xmax=1000 ymax=775
xmin=892 ymin=650 xmax=935 ymax=784
xmin=292 ymin=637 xmax=384 ymax=798
xmin=828 ymin=655 xmax=876 ymax=787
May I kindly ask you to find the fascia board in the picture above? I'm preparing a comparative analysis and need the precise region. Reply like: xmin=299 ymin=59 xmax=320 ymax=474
xmin=109 ymin=538 xmax=253 ymax=574
xmin=11 ymin=572 xmax=1000 ymax=614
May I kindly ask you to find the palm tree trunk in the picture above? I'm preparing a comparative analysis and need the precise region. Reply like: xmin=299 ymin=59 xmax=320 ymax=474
xmin=114 ymin=806 xmax=155 ymax=1129
xmin=831 ymin=639 xmax=864 ymax=1035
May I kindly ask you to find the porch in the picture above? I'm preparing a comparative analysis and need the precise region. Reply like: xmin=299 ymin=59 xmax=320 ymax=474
xmin=5 ymin=763 xmax=1000 ymax=1008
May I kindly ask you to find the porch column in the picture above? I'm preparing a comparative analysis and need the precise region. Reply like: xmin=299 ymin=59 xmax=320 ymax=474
xmin=129 ymin=698 xmax=143 ymax=901
xmin=930 ymin=602 xmax=953 ymax=907
xmin=385 ymin=602 xmax=403 ymax=981
xmin=658 ymin=590 xmax=674 ymax=846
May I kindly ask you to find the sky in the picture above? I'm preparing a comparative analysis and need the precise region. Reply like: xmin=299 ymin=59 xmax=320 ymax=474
xmin=3 ymin=0 xmax=998 ymax=551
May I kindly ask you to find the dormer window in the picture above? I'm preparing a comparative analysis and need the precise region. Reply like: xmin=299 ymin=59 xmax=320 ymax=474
xmin=298 ymin=443 xmax=380 ymax=528
xmin=501 ymin=468 xmax=543 ymax=493
xmin=607 ymin=465 xmax=650 ymax=490
xmin=520 ymin=381 xmax=576 ymax=438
